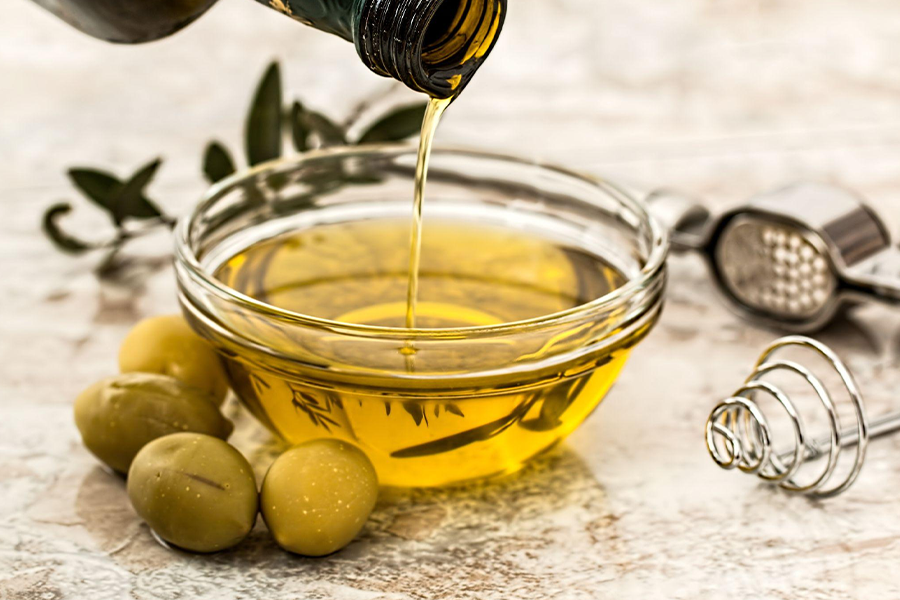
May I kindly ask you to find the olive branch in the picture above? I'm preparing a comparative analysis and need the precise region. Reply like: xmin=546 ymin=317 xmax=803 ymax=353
xmin=42 ymin=60 xmax=428 ymax=281
xmin=290 ymin=386 xmax=341 ymax=432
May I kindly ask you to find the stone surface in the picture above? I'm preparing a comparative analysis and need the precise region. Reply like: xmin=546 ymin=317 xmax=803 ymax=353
xmin=5 ymin=0 xmax=900 ymax=598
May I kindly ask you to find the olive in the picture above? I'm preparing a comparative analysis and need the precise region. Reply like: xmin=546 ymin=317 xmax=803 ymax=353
xmin=119 ymin=315 xmax=229 ymax=405
xmin=74 ymin=373 xmax=233 ymax=474
xmin=128 ymin=433 xmax=258 ymax=553
xmin=261 ymin=439 xmax=379 ymax=556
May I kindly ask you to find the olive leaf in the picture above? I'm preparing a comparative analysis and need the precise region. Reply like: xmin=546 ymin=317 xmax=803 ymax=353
xmin=520 ymin=377 xmax=592 ymax=433
xmin=304 ymin=109 xmax=348 ymax=147
xmin=392 ymin=395 xmax=541 ymax=459
xmin=67 ymin=168 xmax=121 ymax=215
xmin=433 ymin=403 xmax=466 ymax=418
xmin=41 ymin=203 xmax=95 ymax=255
xmin=290 ymin=102 xmax=309 ymax=152
xmin=68 ymin=161 xmax=163 ymax=225
xmin=357 ymin=103 xmax=427 ymax=144
xmin=444 ymin=403 xmax=465 ymax=418
xmin=112 ymin=158 xmax=164 ymax=222
xmin=291 ymin=101 xmax=350 ymax=152
xmin=203 ymin=142 xmax=237 ymax=184
xmin=245 ymin=61 xmax=283 ymax=166
xmin=290 ymin=386 xmax=340 ymax=432
xmin=402 ymin=402 xmax=428 ymax=427
xmin=325 ymin=393 xmax=344 ymax=411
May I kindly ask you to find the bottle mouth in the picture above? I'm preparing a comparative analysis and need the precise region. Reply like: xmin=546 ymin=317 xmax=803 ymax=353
xmin=355 ymin=0 xmax=506 ymax=98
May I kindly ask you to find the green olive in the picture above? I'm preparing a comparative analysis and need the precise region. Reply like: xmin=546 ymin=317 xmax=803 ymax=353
xmin=261 ymin=439 xmax=379 ymax=556
xmin=128 ymin=433 xmax=258 ymax=553
xmin=119 ymin=314 xmax=229 ymax=405
xmin=74 ymin=373 xmax=233 ymax=474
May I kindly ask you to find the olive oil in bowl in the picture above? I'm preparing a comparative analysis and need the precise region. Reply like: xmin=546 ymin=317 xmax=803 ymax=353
xmin=216 ymin=218 xmax=626 ymax=332
xmin=214 ymin=218 xmax=638 ymax=485
xmin=213 ymin=217 xmax=641 ymax=487
xmin=176 ymin=149 xmax=666 ymax=487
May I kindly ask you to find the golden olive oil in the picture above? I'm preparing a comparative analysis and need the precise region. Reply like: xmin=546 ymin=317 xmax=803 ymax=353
xmin=213 ymin=218 xmax=646 ymax=487
xmin=407 ymin=97 xmax=451 ymax=330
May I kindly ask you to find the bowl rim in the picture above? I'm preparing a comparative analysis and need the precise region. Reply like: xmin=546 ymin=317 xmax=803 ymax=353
xmin=174 ymin=144 xmax=669 ymax=340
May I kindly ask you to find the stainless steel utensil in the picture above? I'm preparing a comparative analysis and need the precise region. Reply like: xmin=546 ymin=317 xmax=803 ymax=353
xmin=649 ymin=183 xmax=900 ymax=331
xmin=705 ymin=335 xmax=900 ymax=499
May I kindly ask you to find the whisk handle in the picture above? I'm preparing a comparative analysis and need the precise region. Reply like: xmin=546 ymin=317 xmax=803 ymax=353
xmin=787 ymin=412 xmax=900 ymax=463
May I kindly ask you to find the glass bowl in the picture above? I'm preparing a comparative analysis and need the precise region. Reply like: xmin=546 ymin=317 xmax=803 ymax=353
xmin=175 ymin=146 xmax=668 ymax=487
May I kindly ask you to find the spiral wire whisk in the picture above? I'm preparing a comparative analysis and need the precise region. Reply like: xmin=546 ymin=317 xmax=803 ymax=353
xmin=706 ymin=336 xmax=900 ymax=498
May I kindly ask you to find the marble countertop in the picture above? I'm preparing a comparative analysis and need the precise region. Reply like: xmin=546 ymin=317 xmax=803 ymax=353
xmin=5 ymin=0 xmax=900 ymax=597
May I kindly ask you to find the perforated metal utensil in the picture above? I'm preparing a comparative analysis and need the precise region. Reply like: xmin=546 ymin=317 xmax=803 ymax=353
xmin=649 ymin=183 xmax=900 ymax=331
xmin=706 ymin=335 xmax=900 ymax=499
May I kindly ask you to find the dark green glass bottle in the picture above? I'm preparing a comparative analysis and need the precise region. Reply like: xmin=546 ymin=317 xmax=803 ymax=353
xmin=31 ymin=0 xmax=506 ymax=98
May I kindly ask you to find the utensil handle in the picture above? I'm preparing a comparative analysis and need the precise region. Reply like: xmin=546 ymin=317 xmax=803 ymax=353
xmin=844 ymin=248 xmax=900 ymax=305
xmin=644 ymin=189 xmax=711 ymax=253
xmin=780 ymin=411 xmax=900 ymax=463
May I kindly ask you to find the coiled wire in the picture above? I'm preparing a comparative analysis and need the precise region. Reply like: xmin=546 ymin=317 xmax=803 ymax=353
xmin=705 ymin=336 xmax=869 ymax=498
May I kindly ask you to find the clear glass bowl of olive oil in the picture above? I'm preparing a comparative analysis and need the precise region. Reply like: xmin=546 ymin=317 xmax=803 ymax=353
xmin=175 ymin=147 xmax=668 ymax=487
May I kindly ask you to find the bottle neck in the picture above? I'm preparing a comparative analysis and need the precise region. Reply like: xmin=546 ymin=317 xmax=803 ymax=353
xmin=260 ymin=0 xmax=358 ymax=42
xmin=353 ymin=0 xmax=506 ymax=98
xmin=268 ymin=0 xmax=506 ymax=98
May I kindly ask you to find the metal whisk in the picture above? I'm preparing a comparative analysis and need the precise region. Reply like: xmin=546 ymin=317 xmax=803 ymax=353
xmin=706 ymin=336 xmax=900 ymax=498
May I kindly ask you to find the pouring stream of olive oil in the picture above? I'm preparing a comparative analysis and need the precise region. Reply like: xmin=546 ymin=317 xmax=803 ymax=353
xmin=406 ymin=97 xmax=451 ymax=332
